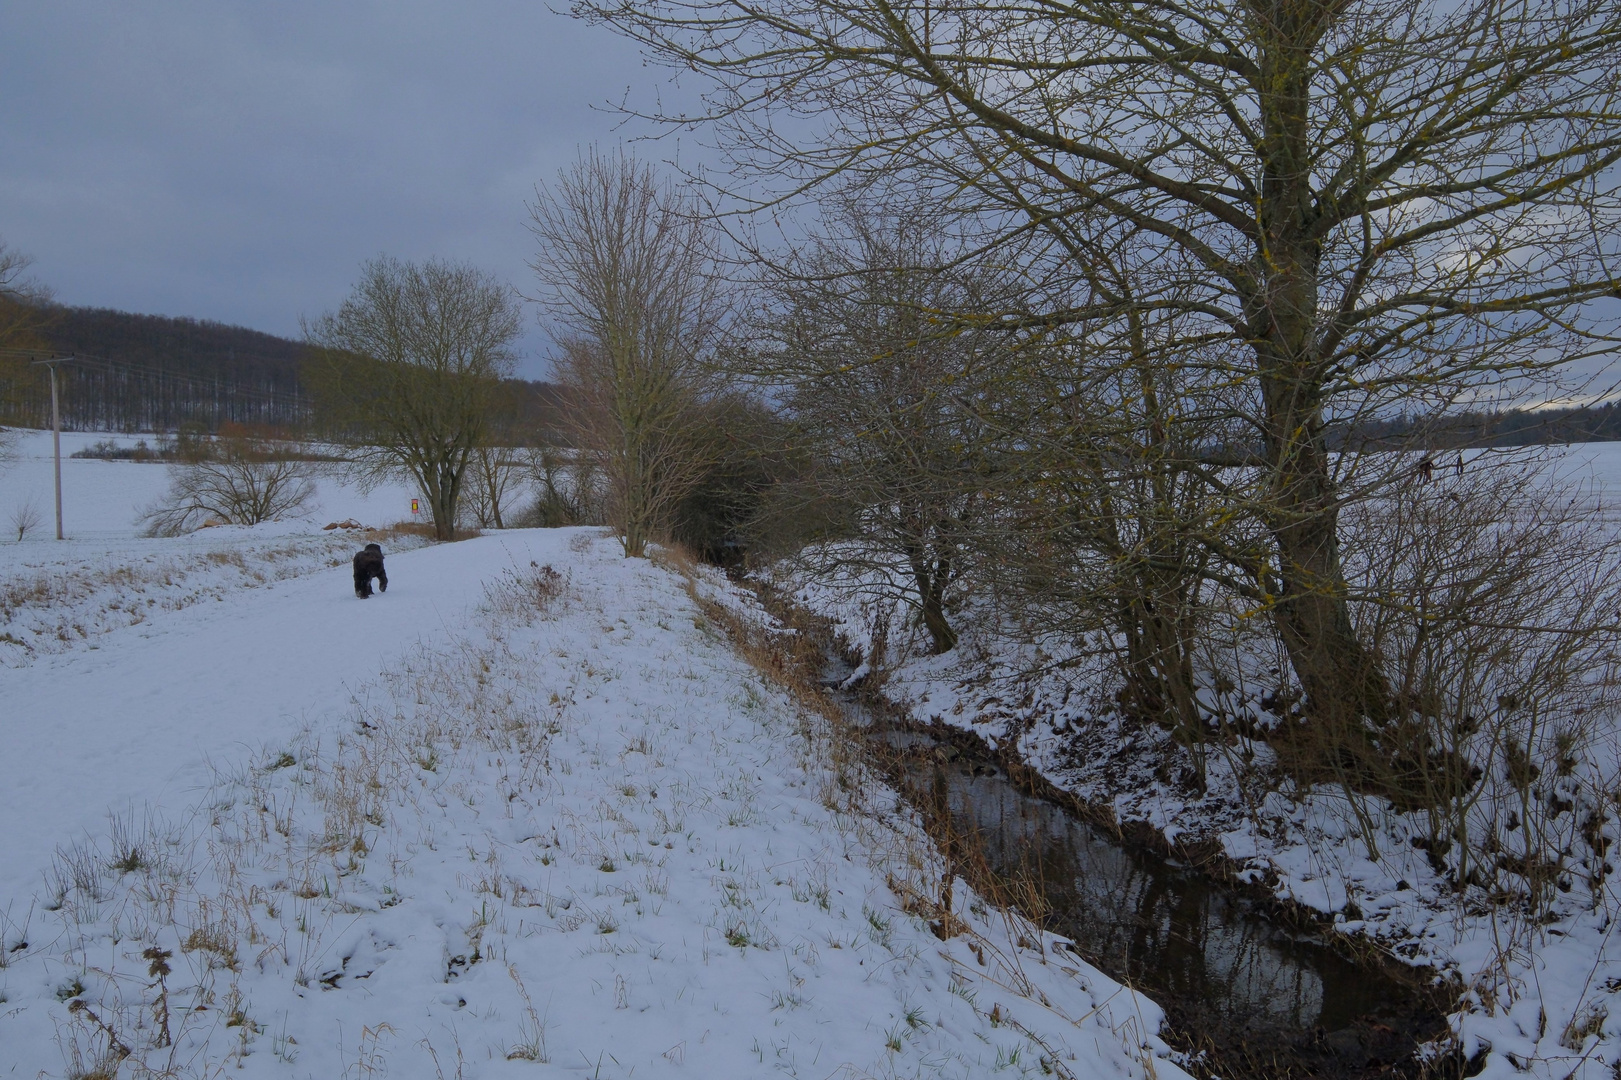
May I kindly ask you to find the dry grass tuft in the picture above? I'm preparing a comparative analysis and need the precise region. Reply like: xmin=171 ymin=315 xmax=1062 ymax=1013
xmin=482 ymin=561 xmax=566 ymax=623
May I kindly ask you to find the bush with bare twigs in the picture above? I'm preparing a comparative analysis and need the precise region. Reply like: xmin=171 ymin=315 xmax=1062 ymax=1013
xmin=515 ymin=446 xmax=607 ymax=528
xmin=138 ymin=436 xmax=316 ymax=536
xmin=9 ymin=495 xmax=41 ymax=541
xmin=1324 ymin=454 xmax=1621 ymax=908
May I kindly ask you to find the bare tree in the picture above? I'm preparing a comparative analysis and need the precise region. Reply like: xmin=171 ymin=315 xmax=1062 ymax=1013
xmin=138 ymin=436 xmax=317 ymax=536
xmin=527 ymin=151 xmax=724 ymax=558
xmin=305 ymin=257 xmax=521 ymax=541
xmin=755 ymin=206 xmax=1007 ymax=653
xmin=988 ymin=328 xmax=1234 ymax=781
xmin=578 ymin=0 xmax=1621 ymax=744
xmin=9 ymin=495 xmax=42 ymax=541
xmin=463 ymin=382 xmax=528 ymax=530
xmin=466 ymin=444 xmax=526 ymax=529
xmin=0 ymin=237 xmax=53 ymax=348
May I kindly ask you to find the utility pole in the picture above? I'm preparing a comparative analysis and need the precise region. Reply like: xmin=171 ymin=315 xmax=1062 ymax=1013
xmin=32 ymin=357 xmax=68 ymax=540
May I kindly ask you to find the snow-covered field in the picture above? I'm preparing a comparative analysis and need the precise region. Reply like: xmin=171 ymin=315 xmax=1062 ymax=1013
xmin=0 ymin=431 xmax=1180 ymax=1078
xmin=778 ymin=443 xmax=1621 ymax=1080
xmin=2 ymin=429 xmax=419 ymax=539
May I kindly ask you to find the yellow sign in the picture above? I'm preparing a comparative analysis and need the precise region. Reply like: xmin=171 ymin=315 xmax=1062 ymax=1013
xmin=411 ymin=498 xmax=420 ymax=515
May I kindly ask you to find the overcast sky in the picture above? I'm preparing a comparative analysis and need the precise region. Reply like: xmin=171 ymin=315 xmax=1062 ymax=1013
xmin=0 ymin=2 xmax=694 ymax=379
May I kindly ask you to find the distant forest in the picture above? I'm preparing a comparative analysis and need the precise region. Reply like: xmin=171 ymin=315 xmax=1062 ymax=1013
xmin=0 ymin=304 xmax=568 ymax=439
xmin=1335 ymin=402 xmax=1621 ymax=450
xmin=3 ymin=303 xmax=1618 ymax=450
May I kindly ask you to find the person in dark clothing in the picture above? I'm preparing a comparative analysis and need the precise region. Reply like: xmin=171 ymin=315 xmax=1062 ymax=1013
xmin=353 ymin=543 xmax=388 ymax=598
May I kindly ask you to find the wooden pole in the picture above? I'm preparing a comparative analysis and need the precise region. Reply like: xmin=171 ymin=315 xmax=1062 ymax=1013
xmin=50 ymin=361 xmax=62 ymax=540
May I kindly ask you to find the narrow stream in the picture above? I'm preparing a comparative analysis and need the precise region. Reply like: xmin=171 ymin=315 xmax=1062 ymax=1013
xmin=826 ymin=662 xmax=1454 ymax=1078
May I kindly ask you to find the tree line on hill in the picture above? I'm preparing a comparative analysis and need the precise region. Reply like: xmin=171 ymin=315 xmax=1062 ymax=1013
xmin=6 ymin=289 xmax=1616 ymax=454
xmin=0 ymin=299 xmax=568 ymax=439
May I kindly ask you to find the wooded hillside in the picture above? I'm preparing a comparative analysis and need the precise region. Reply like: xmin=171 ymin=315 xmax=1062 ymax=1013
xmin=0 ymin=304 xmax=567 ymax=438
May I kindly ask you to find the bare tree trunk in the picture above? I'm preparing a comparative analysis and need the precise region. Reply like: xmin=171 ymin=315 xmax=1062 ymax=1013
xmin=1118 ymin=585 xmax=1206 ymax=784
xmin=434 ymin=466 xmax=460 ymax=542
xmin=1250 ymin=19 xmax=1391 ymax=732
xmin=903 ymin=536 xmax=958 ymax=653
xmin=1264 ymin=452 xmax=1389 ymax=726
xmin=487 ymin=455 xmax=506 ymax=529
xmin=1255 ymin=347 xmax=1389 ymax=728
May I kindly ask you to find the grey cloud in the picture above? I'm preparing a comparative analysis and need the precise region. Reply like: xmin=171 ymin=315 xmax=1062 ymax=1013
xmin=0 ymin=1 xmax=692 ymax=377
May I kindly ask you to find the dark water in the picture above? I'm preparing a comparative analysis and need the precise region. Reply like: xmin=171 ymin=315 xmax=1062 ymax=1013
xmin=835 ymin=683 xmax=1452 ymax=1076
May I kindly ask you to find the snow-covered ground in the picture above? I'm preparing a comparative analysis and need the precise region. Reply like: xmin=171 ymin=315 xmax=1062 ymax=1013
xmin=1 ymin=428 xmax=420 ymax=539
xmin=0 ymin=428 xmax=441 ymax=898
xmin=0 ymin=435 xmax=1180 ymax=1078
xmin=777 ymin=443 xmax=1621 ymax=1079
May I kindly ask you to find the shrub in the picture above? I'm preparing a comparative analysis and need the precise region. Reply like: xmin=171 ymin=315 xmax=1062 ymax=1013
xmin=138 ymin=436 xmax=316 ymax=536
xmin=9 ymin=495 xmax=41 ymax=540
xmin=515 ymin=446 xmax=607 ymax=528
xmin=1330 ymin=454 xmax=1621 ymax=903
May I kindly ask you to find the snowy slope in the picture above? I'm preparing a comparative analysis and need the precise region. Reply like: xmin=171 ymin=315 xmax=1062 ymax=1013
xmin=777 ymin=444 xmax=1621 ymax=1079
xmin=0 ymin=523 xmax=1181 ymax=1079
